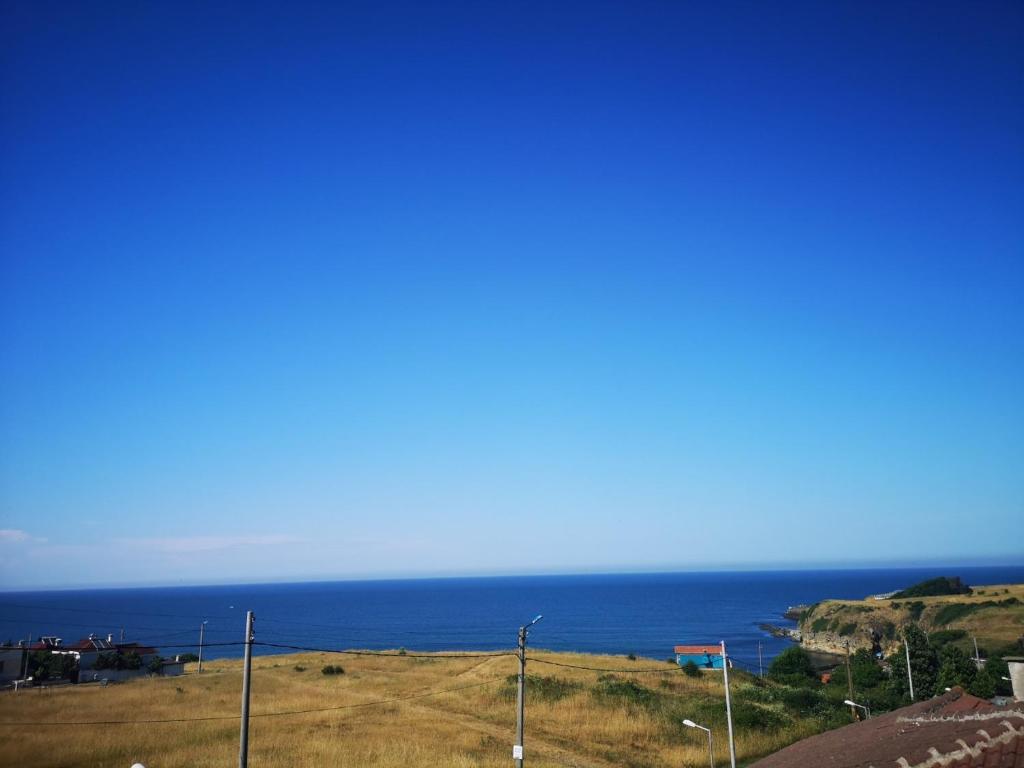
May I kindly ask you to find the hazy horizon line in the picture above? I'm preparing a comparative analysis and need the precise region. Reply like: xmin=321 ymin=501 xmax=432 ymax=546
xmin=3 ymin=557 xmax=1022 ymax=594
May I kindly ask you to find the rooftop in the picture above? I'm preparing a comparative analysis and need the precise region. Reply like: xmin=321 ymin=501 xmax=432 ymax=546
xmin=750 ymin=687 xmax=1024 ymax=768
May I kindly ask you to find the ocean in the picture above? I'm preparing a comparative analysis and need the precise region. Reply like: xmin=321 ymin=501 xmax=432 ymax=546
xmin=2 ymin=566 xmax=1022 ymax=669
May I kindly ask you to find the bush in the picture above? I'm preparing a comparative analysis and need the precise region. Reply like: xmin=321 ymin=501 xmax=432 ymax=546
xmin=592 ymin=678 xmax=660 ymax=710
xmin=768 ymin=647 xmax=818 ymax=687
xmin=892 ymin=577 xmax=972 ymax=599
xmin=730 ymin=700 xmax=787 ymax=730
xmin=321 ymin=665 xmax=345 ymax=675
xmin=177 ymin=653 xmax=199 ymax=663
xmin=294 ymin=665 xmax=306 ymax=672
xmin=904 ymin=602 xmax=925 ymax=621
xmin=929 ymin=629 xmax=967 ymax=648
xmin=498 ymin=674 xmax=581 ymax=703
xmin=810 ymin=618 xmax=830 ymax=633
xmin=627 ymin=653 xmax=637 ymax=661
xmin=837 ymin=623 xmax=858 ymax=637
xmin=682 ymin=660 xmax=701 ymax=678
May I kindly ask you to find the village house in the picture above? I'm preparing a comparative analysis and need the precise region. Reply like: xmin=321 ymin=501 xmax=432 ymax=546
xmin=674 ymin=644 xmax=727 ymax=670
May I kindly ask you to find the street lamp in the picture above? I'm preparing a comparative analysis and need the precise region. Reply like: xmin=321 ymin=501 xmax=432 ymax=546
xmin=844 ymin=699 xmax=870 ymax=719
xmin=514 ymin=615 xmax=543 ymax=768
xmin=683 ymin=719 xmax=715 ymax=768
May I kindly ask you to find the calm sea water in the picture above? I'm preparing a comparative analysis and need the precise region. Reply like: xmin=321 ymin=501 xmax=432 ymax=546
xmin=2 ymin=566 xmax=1023 ymax=669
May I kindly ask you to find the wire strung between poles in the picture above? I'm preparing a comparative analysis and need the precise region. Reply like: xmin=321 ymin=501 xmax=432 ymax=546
xmin=0 ymin=677 xmax=506 ymax=727
xmin=254 ymin=641 xmax=517 ymax=659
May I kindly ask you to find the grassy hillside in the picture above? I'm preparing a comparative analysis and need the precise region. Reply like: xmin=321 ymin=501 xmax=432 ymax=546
xmin=0 ymin=650 xmax=831 ymax=768
xmin=798 ymin=582 xmax=1024 ymax=656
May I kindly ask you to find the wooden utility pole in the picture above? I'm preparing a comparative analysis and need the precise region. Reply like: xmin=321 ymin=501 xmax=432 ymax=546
xmin=238 ymin=611 xmax=255 ymax=768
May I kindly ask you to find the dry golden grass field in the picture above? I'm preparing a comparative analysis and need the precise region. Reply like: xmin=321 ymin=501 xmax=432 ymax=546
xmin=0 ymin=650 xmax=822 ymax=768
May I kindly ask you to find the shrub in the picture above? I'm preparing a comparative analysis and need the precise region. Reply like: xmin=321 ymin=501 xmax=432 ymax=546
xmin=929 ymin=629 xmax=967 ymax=648
xmin=593 ymin=678 xmax=660 ymax=710
xmin=731 ymin=700 xmax=787 ymax=730
xmin=294 ymin=665 xmax=306 ymax=672
xmin=768 ymin=647 xmax=818 ymax=687
xmin=837 ymin=623 xmax=857 ymax=637
xmin=810 ymin=618 xmax=830 ymax=633
xmin=499 ymin=674 xmax=581 ymax=703
xmin=905 ymin=602 xmax=925 ymax=621
xmin=321 ymin=665 xmax=345 ymax=675
xmin=892 ymin=577 xmax=972 ymax=599
xmin=682 ymin=660 xmax=701 ymax=678
xmin=627 ymin=653 xmax=637 ymax=661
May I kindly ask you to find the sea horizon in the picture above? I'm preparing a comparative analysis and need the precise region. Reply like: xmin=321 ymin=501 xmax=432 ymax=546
xmin=4 ymin=564 xmax=1023 ymax=669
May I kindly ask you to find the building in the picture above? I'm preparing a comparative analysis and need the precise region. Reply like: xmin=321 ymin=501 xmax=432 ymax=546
xmin=674 ymin=644 xmax=726 ymax=670
xmin=750 ymin=687 xmax=1024 ymax=768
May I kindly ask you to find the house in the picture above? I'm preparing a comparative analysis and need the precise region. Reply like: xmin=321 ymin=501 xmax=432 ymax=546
xmin=62 ymin=635 xmax=116 ymax=674
xmin=749 ymin=687 xmax=1024 ymax=768
xmin=674 ymin=645 xmax=727 ymax=671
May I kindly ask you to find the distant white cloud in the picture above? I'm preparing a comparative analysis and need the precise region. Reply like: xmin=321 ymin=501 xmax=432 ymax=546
xmin=0 ymin=529 xmax=46 ymax=544
xmin=113 ymin=534 xmax=307 ymax=554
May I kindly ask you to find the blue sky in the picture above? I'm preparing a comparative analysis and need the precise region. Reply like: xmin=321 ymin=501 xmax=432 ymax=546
xmin=1 ymin=1 xmax=1022 ymax=588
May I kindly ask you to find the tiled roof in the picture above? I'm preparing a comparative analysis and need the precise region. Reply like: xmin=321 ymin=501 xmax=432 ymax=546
xmin=674 ymin=645 xmax=722 ymax=654
xmin=750 ymin=688 xmax=1024 ymax=768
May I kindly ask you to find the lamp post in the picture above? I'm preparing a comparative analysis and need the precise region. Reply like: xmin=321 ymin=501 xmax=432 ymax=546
xmin=514 ymin=614 xmax=543 ymax=768
xmin=843 ymin=699 xmax=870 ymax=719
xmin=683 ymin=719 xmax=715 ymax=768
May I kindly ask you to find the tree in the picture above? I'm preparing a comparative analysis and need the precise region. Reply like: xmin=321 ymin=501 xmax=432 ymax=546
xmin=831 ymin=648 xmax=884 ymax=690
xmin=768 ymin=646 xmax=818 ymax=687
xmin=888 ymin=625 xmax=938 ymax=701
xmin=147 ymin=657 xmax=164 ymax=675
xmin=968 ymin=666 xmax=996 ymax=699
xmin=934 ymin=645 xmax=975 ymax=694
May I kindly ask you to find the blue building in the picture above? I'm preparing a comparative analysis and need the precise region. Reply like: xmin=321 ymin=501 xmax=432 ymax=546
xmin=674 ymin=644 xmax=726 ymax=670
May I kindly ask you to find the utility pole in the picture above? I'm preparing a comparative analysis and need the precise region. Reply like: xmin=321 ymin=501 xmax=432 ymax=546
xmin=120 ymin=627 xmax=125 ymax=643
xmin=757 ymin=642 xmax=763 ymax=679
xmin=198 ymin=621 xmax=207 ymax=673
xmin=845 ymin=642 xmax=857 ymax=721
xmin=973 ymin=636 xmax=981 ymax=670
xmin=20 ymin=635 xmax=31 ymax=682
xmin=720 ymin=641 xmax=737 ymax=768
xmin=238 ymin=611 xmax=255 ymax=768
xmin=513 ymin=615 xmax=543 ymax=768
xmin=903 ymin=631 xmax=915 ymax=702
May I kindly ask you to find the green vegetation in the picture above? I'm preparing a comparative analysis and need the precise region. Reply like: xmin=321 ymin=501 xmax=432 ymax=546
xmin=928 ymin=629 xmax=967 ymax=647
xmin=934 ymin=598 xmax=1020 ymax=625
xmin=26 ymin=650 xmax=77 ymax=681
xmin=892 ymin=576 xmax=972 ymax=599
xmin=321 ymin=664 xmax=345 ymax=675
xmin=810 ymin=617 xmax=830 ymax=632
xmin=767 ymin=646 xmax=818 ymax=687
xmin=681 ymin=659 xmax=701 ymax=677
xmin=498 ymin=674 xmax=582 ymax=703
xmin=904 ymin=601 xmax=925 ymax=621
xmin=94 ymin=651 xmax=142 ymax=671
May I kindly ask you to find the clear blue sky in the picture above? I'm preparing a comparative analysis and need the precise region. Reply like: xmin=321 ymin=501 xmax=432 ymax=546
xmin=1 ymin=1 xmax=1022 ymax=588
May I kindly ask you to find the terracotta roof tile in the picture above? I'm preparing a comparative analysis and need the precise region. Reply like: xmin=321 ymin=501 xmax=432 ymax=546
xmin=750 ymin=688 xmax=1024 ymax=768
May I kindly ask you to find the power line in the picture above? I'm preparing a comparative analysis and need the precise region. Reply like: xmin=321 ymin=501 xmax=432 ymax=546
xmin=254 ymin=641 xmax=516 ymax=659
xmin=0 ymin=676 xmax=505 ymax=727
xmin=526 ymin=656 xmax=682 ymax=674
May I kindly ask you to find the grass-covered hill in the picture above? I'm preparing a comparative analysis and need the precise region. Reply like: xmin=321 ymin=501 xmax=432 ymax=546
xmin=797 ymin=582 xmax=1024 ymax=657
xmin=0 ymin=649 xmax=849 ymax=768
